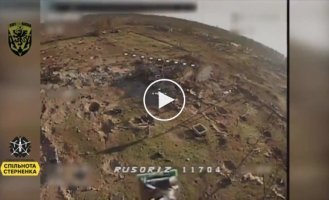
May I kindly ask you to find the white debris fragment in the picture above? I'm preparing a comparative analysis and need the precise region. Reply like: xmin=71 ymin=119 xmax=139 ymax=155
xmin=189 ymin=89 xmax=197 ymax=96
xmin=253 ymin=148 xmax=261 ymax=153
xmin=231 ymin=42 xmax=240 ymax=48
xmin=272 ymin=186 xmax=286 ymax=200
xmin=223 ymin=90 xmax=232 ymax=95
xmin=264 ymin=150 xmax=272 ymax=158
xmin=124 ymin=52 xmax=128 ymax=56
xmin=242 ymin=172 xmax=264 ymax=185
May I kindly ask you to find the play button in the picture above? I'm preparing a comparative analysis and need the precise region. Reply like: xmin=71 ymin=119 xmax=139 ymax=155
xmin=158 ymin=92 xmax=175 ymax=109
xmin=143 ymin=79 xmax=186 ymax=121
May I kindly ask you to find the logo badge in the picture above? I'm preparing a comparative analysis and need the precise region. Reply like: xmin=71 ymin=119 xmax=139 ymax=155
xmin=8 ymin=22 xmax=32 ymax=56
xmin=0 ymin=137 xmax=39 ymax=176
xmin=9 ymin=136 xmax=31 ymax=157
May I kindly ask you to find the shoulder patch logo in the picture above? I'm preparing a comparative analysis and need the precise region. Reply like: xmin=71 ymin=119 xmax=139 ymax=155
xmin=8 ymin=22 xmax=32 ymax=56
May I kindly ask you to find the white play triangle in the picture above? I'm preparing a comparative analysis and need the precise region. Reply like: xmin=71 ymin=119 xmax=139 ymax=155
xmin=158 ymin=92 xmax=175 ymax=109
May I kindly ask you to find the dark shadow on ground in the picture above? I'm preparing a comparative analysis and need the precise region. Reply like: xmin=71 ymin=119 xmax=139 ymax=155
xmin=97 ymin=136 xmax=147 ymax=154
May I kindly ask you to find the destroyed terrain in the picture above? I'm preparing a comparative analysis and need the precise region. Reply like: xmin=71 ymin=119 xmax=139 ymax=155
xmin=40 ymin=14 xmax=287 ymax=200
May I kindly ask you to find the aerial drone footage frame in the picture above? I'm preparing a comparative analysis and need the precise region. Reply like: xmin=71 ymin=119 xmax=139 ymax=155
xmin=40 ymin=2 xmax=288 ymax=200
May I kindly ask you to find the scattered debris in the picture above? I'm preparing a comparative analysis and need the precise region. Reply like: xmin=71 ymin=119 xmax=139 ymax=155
xmin=272 ymin=185 xmax=286 ymax=199
xmin=276 ymin=178 xmax=285 ymax=187
xmin=264 ymin=150 xmax=272 ymax=158
xmin=129 ymin=115 xmax=154 ymax=128
xmin=189 ymin=89 xmax=197 ymax=96
xmin=210 ymin=123 xmax=221 ymax=133
xmin=230 ymin=42 xmax=240 ymax=48
xmin=253 ymin=148 xmax=261 ymax=153
xmin=223 ymin=89 xmax=232 ymax=95
xmin=80 ymin=186 xmax=99 ymax=192
xmin=242 ymin=172 xmax=264 ymax=185
xmin=105 ymin=108 xmax=123 ymax=116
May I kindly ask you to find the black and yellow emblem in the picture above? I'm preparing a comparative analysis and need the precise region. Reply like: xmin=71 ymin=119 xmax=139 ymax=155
xmin=8 ymin=22 xmax=32 ymax=56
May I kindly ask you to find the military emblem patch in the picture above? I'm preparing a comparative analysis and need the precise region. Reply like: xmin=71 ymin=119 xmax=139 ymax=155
xmin=8 ymin=22 xmax=32 ymax=56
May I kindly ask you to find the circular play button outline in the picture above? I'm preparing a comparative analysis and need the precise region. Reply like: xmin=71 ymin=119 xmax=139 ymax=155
xmin=143 ymin=79 xmax=186 ymax=122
